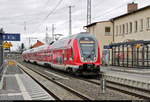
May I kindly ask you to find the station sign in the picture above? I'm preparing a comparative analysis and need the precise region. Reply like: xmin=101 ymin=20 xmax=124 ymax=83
xmin=1 ymin=33 xmax=20 ymax=41
xmin=103 ymin=45 xmax=112 ymax=49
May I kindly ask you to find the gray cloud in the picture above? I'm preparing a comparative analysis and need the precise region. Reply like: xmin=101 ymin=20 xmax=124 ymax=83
xmin=0 ymin=0 xmax=150 ymax=51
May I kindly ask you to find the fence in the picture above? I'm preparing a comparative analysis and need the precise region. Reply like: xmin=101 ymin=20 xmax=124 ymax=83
xmin=108 ymin=40 xmax=150 ymax=68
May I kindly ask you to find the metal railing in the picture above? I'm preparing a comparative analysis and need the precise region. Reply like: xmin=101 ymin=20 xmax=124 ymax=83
xmin=107 ymin=40 xmax=150 ymax=68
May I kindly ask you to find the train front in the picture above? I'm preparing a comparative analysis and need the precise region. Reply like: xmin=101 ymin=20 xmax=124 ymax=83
xmin=76 ymin=33 xmax=100 ymax=75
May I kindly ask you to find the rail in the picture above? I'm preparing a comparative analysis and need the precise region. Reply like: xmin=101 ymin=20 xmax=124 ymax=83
xmin=17 ymin=62 xmax=94 ymax=100
xmin=79 ymin=74 xmax=150 ymax=99
xmin=16 ymin=60 xmax=150 ymax=99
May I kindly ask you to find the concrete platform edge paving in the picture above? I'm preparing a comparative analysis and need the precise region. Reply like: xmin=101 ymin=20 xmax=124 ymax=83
xmin=101 ymin=66 xmax=150 ymax=74
xmin=0 ymin=60 xmax=54 ymax=100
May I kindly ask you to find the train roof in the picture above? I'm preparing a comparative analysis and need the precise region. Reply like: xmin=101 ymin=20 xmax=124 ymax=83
xmin=22 ymin=44 xmax=49 ymax=54
xmin=22 ymin=32 xmax=96 ymax=53
xmin=51 ymin=32 xmax=96 ymax=49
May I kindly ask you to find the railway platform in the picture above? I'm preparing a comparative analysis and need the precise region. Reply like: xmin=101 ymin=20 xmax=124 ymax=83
xmin=101 ymin=66 xmax=150 ymax=74
xmin=101 ymin=66 xmax=150 ymax=92
xmin=0 ymin=60 xmax=54 ymax=100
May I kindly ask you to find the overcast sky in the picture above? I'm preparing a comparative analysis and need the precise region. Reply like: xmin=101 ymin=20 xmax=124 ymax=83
xmin=0 ymin=0 xmax=150 ymax=51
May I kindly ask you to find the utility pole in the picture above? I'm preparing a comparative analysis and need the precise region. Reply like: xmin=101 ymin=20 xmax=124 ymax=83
xmin=69 ymin=6 xmax=72 ymax=37
xmin=45 ymin=26 xmax=48 ymax=44
xmin=29 ymin=37 xmax=31 ymax=48
xmin=24 ymin=21 xmax=26 ymax=32
xmin=87 ymin=0 xmax=91 ymax=25
xmin=0 ymin=28 xmax=4 ymax=81
xmin=27 ymin=37 xmax=37 ymax=49
xmin=52 ymin=24 xmax=55 ymax=41
xmin=68 ymin=6 xmax=75 ymax=37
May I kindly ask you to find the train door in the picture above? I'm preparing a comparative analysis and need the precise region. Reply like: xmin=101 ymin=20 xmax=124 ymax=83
xmin=51 ymin=52 xmax=53 ymax=64
xmin=64 ymin=49 xmax=68 ymax=64
xmin=62 ymin=50 xmax=65 ymax=64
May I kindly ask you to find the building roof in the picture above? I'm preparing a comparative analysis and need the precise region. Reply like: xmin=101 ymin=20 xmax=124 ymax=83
xmin=85 ymin=4 xmax=150 ymax=28
xmin=32 ymin=40 xmax=44 ymax=48
xmin=84 ymin=20 xmax=110 ymax=28
xmin=111 ymin=4 xmax=150 ymax=20
xmin=109 ymin=40 xmax=150 ymax=47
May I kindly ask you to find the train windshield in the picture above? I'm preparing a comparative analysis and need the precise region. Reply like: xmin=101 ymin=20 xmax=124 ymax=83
xmin=79 ymin=37 xmax=96 ymax=60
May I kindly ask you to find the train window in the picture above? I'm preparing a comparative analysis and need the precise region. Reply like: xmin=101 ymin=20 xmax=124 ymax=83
xmin=44 ymin=51 xmax=46 ymax=56
xmin=42 ymin=55 xmax=44 ymax=61
xmin=59 ymin=57 xmax=62 ymax=64
xmin=51 ymin=54 xmax=53 ymax=63
xmin=31 ymin=54 xmax=33 ymax=60
xmin=79 ymin=37 xmax=96 ymax=55
xmin=62 ymin=50 xmax=64 ymax=64
xmin=56 ymin=57 xmax=58 ymax=64
xmin=71 ymin=47 xmax=73 ymax=60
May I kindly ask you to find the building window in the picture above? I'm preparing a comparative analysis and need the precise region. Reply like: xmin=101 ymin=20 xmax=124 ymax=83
xmin=126 ymin=23 xmax=128 ymax=34
xmin=147 ymin=17 xmax=150 ymax=29
xmin=135 ymin=21 xmax=138 ymax=32
xmin=105 ymin=27 xmax=111 ymax=35
xmin=140 ymin=19 xmax=144 ymax=31
xmin=119 ymin=25 xmax=121 ymax=35
xmin=130 ymin=22 xmax=132 ymax=33
xmin=123 ymin=24 xmax=125 ymax=34
xmin=116 ymin=26 xmax=118 ymax=36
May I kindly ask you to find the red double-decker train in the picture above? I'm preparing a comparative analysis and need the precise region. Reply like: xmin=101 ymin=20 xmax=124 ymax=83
xmin=22 ymin=32 xmax=101 ymax=75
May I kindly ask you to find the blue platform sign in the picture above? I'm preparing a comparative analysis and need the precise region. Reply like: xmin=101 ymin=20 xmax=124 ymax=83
xmin=2 ymin=33 xmax=20 ymax=41
xmin=103 ymin=45 xmax=112 ymax=49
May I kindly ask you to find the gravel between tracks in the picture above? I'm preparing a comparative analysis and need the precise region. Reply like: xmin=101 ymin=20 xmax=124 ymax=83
xmin=17 ymin=59 xmax=140 ymax=100
xmin=58 ymin=78 xmax=139 ymax=100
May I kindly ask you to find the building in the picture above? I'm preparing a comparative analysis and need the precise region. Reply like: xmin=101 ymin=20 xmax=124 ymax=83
xmin=86 ymin=2 xmax=150 ymax=45
xmin=86 ymin=2 xmax=150 ymax=44
xmin=31 ymin=40 xmax=44 ymax=48
xmin=85 ymin=2 xmax=150 ymax=65
xmin=85 ymin=21 xmax=113 ymax=55
xmin=112 ymin=2 xmax=150 ymax=42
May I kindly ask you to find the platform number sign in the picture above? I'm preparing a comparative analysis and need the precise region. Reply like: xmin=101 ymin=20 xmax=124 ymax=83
xmin=1 ymin=33 xmax=20 ymax=41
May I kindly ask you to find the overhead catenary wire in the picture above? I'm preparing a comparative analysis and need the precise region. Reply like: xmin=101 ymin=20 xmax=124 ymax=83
xmin=92 ymin=0 xmax=133 ymax=20
xmin=32 ymin=0 xmax=63 ymax=34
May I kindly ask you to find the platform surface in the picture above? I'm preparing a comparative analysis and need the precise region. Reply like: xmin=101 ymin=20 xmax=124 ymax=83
xmin=101 ymin=66 xmax=150 ymax=83
xmin=0 ymin=60 xmax=54 ymax=100
xmin=101 ymin=66 xmax=150 ymax=74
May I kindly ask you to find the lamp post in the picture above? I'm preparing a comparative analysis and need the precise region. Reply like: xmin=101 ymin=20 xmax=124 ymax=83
xmin=0 ymin=28 xmax=4 ymax=81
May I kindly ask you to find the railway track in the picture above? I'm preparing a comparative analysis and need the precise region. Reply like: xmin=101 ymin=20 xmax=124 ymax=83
xmin=17 ymin=60 xmax=149 ymax=99
xmin=78 ymin=75 xmax=150 ymax=99
xmin=16 ymin=61 xmax=94 ymax=100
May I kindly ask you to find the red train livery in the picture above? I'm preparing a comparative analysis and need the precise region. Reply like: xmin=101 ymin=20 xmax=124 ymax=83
xmin=22 ymin=32 xmax=101 ymax=75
